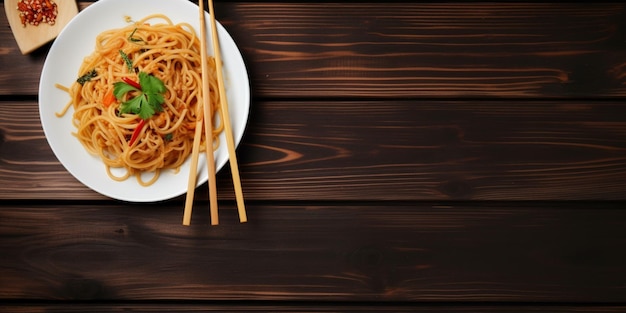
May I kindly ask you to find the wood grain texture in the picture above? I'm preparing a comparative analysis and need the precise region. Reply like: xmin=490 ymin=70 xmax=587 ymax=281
xmin=1 ymin=3 xmax=626 ymax=98
xmin=1 ymin=304 xmax=626 ymax=312
xmin=2 ymin=99 xmax=625 ymax=201
xmin=225 ymin=3 xmax=626 ymax=98
xmin=1 ymin=1 xmax=625 ymax=310
xmin=0 ymin=203 xmax=625 ymax=302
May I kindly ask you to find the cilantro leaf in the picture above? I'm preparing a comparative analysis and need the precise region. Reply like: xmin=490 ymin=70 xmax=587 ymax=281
xmin=138 ymin=72 xmax=165 ymax=113
xmin=139 ymin=72 xmax=166 ymax=94
xmin=119 ymin=93 xmax=144 ymax=115
xmin=147 ymin=92 xmax=164 ymax=111
xmin=113 ymin=81 xmax=138 ymax=100
xmin=137 ymin=97 xmax=156 ymax=119
xmin=113 ymin=72 xmax=166 ymax=120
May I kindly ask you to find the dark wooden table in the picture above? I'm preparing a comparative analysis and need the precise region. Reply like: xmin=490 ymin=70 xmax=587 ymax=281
xmin=1 ymin=1 xmax=626 ymax=312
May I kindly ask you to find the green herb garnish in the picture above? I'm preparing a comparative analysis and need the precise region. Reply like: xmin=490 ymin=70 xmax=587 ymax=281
xmin=77 ymin=69 xmax=97 ymax=85
xmin=119 ymin=50 xmax=133 ymax=72
xmin=113 ymin=72 xmax=166 ymax=120
xmin=128 ymin=28 xmax=143 ymax=43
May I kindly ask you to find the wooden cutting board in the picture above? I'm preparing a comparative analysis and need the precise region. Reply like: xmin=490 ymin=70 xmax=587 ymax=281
xmin=4 ymin=0 xmax=78 ymax=54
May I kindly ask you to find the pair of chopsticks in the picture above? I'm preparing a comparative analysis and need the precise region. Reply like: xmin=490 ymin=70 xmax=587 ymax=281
xmin=183 ymin=0 xmax=247 ymax=226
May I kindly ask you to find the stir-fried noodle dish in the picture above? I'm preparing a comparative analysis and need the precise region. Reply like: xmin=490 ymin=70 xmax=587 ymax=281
xmin=56 ymin=14 xmax=222 ymax=186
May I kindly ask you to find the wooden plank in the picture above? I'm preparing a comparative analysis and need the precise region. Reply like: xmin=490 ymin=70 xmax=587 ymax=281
xmin=225 ymin=3 xmax=626 ymax=99
xmin=1 ymin=99 xmax=625 ymax=201
xmin=0 ymin=202 xmax=624 ymax=302
xmin=1 ymin=304 xmax=625 ymax=312
xmin=1 ymin=3 xmax=626 ymax=98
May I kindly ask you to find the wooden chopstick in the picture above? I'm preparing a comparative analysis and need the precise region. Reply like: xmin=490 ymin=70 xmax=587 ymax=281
xmin=183 ymin=0 xmax=219 ymax=226
xmin=182 ymin=104 xmax=204 ymax=226
xmin=208 ymin=0 xmax=247 ymax=223
xmin=199 ymin=0 xmax=219 ymax=225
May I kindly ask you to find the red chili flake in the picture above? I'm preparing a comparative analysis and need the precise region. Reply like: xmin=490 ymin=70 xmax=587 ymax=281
xmin=16 ymin=0 xmax=58 ymax=27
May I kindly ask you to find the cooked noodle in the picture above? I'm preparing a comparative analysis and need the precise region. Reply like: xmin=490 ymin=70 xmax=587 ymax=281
xmin=56 ymin=14 xmax=222 ymax=186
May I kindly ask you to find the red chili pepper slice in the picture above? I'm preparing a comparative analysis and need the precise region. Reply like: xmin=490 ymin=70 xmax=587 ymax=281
xmin=129 ymin=119 xmax=146 ymax=146
xmin=122 ymin=77 xmax=142 ymax=90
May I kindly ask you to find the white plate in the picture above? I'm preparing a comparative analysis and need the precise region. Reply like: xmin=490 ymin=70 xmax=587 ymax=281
xmin=38 ymin=0 xmax=250 ymax=202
